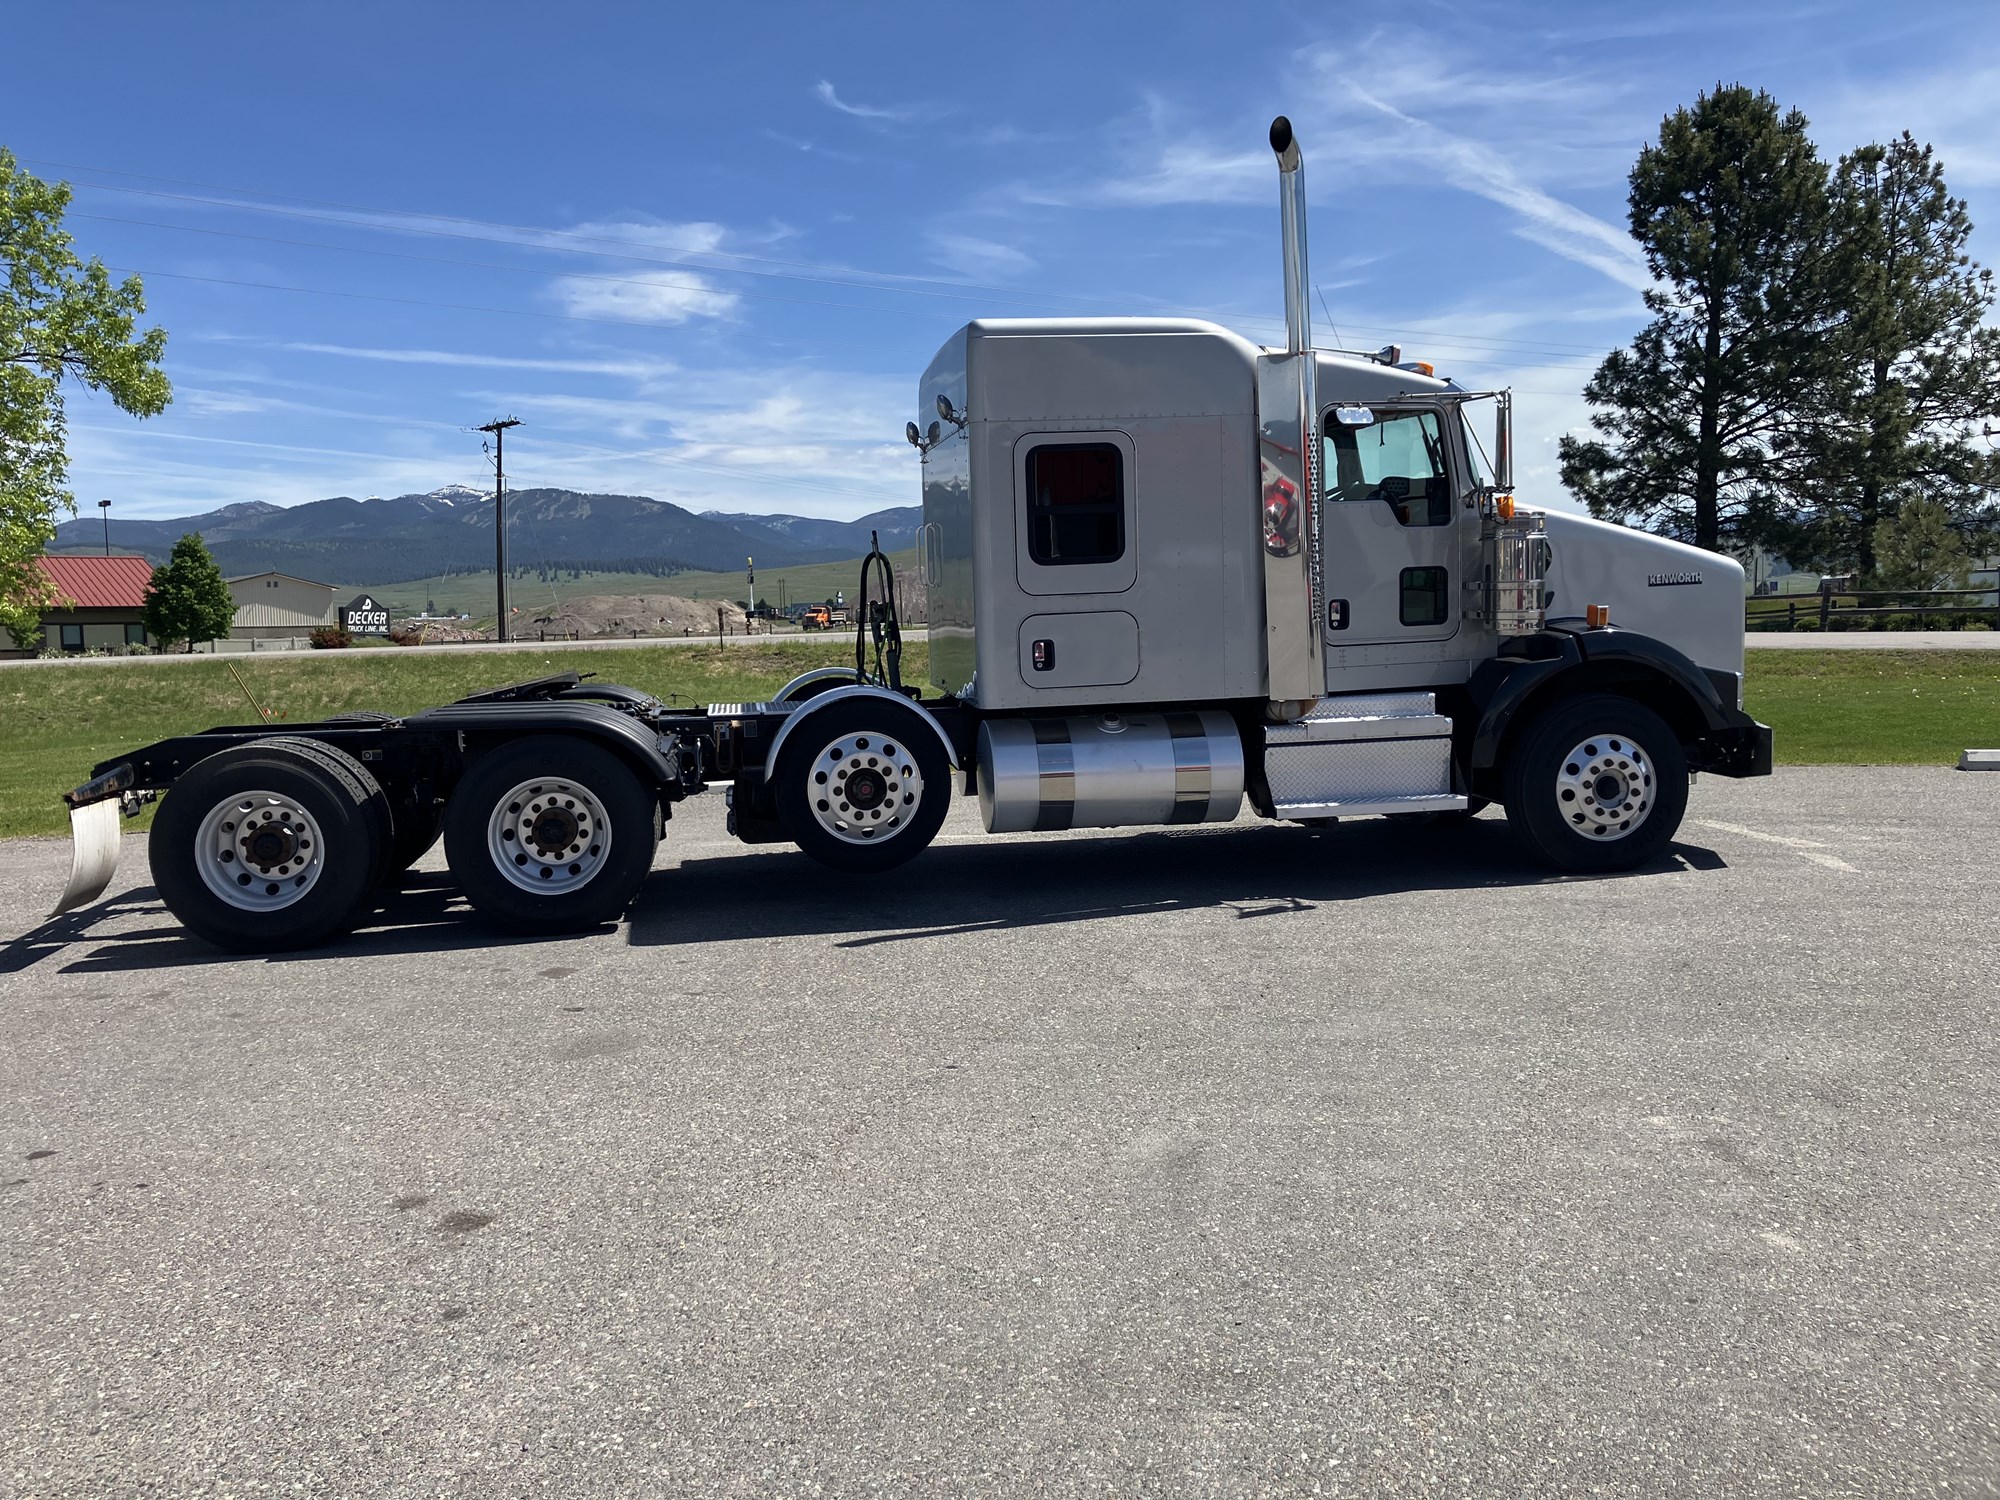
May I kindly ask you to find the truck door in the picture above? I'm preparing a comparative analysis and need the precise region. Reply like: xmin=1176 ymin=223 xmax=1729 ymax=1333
xmin=1318 ymin=406 xmax=1461 ymax=646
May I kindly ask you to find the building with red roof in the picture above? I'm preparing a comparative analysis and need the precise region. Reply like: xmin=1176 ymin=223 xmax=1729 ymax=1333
xmin=0 ymin=554 xmax=156 ymax=656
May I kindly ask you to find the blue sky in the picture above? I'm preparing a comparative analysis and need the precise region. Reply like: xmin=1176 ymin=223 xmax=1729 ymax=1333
xmin=6 ymin=1 xmax=1998 ymax=523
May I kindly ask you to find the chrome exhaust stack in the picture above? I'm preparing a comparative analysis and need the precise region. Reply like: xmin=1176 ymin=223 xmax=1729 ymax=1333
xmin=1270 ymin=115 xmax=1311 ymax=355
xmin=1257 ymin=115 xmax=1325 ymax=712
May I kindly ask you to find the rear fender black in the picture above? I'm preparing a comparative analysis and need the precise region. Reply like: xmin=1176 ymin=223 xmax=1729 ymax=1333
xmin=404 ymin=701 xmax=681 ymax=789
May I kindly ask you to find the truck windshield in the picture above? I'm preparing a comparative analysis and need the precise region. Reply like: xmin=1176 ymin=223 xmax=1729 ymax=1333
xmin=1324 ymin=409 xmax=1452 ymax=528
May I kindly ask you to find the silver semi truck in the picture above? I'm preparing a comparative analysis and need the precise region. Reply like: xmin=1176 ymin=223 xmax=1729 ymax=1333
xmin=51 ymin=118 xmax=1769 ymax=952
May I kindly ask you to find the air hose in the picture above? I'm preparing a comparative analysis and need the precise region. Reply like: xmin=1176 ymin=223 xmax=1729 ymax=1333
xmin=854 ymin=530 xmax=904 ymax=694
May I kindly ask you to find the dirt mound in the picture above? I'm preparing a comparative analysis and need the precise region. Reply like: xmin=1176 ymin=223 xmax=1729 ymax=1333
xmin=526 ymin=592 xmax=750 ymax=640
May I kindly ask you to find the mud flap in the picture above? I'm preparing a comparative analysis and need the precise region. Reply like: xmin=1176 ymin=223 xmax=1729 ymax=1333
xmin=51 ymin=798 xmax=122 ymax=917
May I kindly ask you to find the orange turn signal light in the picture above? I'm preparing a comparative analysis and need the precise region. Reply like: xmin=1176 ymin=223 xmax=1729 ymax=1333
xmin=1586 ymin=603 xmax=1611 ymax=629
xmin=1495 ymin=493 xmax=1516 ymax=520
xmin=1411 ymin=360 xmax=1435 ymax=377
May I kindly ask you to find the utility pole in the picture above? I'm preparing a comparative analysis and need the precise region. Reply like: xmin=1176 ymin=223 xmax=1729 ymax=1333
xmin=478 ymin=417 xmax=522 ymax=642
xmin=98 ymin=499 xmax=111 ymax=555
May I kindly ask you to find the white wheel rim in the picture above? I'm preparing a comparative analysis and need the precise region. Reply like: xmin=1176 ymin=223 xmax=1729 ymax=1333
xmin=486 ymin=777 xmax=613 ymax=894
xmin=195 ymin=791 xmax=328 ymax=912
xmin=1554 ymin=733 xmax=1656 ymax=841
xmin=807 ymin=730 xmax=924 ymax=845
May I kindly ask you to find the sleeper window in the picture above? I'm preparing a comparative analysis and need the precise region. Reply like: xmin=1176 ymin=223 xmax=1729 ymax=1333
xmin=1025 ymin=443 xmax=1125 ymax=566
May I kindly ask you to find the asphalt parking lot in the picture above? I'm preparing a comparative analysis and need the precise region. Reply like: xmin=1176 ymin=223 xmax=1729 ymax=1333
xmin=3 ymin=768 xmax=1996 ymax=1498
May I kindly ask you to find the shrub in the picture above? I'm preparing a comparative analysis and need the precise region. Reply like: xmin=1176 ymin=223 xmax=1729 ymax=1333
xmin=309 ymin=626 xmax=353 ymax=650
xmin=387 ymin=626 xmax=424 ymax=646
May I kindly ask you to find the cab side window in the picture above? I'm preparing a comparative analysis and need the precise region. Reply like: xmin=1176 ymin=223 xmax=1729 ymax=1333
xmin=1324 ymin=410 xmax=1453 ymax=527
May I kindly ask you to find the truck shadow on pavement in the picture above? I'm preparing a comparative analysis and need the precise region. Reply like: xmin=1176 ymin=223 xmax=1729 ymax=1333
xmin=11 ymin=816 xmax=1728 ymax=973
xmin=628 ymin=815 xmax=1730 ymax=949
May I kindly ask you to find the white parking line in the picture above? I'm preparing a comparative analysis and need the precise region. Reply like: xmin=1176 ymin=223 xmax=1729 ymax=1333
xmin=1695 ymin=819 xmax=1859 ymax=874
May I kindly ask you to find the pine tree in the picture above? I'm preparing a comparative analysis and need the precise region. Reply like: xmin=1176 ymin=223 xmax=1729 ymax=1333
xmin=141 ymin=533 xmax=235 ymax=651
xmin=1789 ymin=133 xmax=2000 ymax=577
xmin=1871 ymin=497 xmax=1970 ymax=593
xmin=1560 ymin=86 xmax=1831 ymax=551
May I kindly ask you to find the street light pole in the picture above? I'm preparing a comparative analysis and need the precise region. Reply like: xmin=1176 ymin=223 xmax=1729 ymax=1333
xmin=98 ymin=499 xmax=111 ymax=555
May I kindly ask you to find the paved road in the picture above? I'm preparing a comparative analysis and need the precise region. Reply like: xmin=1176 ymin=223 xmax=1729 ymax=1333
xmin=3 ymin=771 xmax=1996 ymax=1498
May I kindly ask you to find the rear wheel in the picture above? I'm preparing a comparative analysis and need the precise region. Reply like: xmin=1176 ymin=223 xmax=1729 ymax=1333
xmin=1502 ymin=694 xmax=1687 ymax=873
xmin=773 ymin=698 xmax=950 ymax=873
xmin=443 ymin=735 xmax=659 ymax=934
xmin=150 ymin=742 xmax=385 ymax=952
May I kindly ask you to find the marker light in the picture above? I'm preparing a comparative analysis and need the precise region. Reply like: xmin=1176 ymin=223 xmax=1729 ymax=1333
xmin=1587 ymin=603 xmax=1612 ymax=629
xmin=1496 ymin=493 xmax=1516 ymax=520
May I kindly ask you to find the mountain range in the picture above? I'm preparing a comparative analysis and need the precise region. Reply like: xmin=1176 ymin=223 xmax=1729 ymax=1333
xmin=51 ymin=487 xmax=921 ymax=586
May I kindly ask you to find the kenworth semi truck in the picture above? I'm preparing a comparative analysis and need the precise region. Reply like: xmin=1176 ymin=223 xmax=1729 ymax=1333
xmin=50 ymin=119 xmax=1769 ymax=953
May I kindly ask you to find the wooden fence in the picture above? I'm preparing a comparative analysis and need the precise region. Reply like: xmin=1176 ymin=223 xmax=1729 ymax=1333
xmin=1746 ymin=586 xmax=1999 ymax=632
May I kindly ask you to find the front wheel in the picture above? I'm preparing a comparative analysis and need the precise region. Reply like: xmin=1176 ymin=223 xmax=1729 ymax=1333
xmin=1502 ymin=694 xmax=1688 ymax=873
xmin=443 ymin=736 xmax=660 ymax=934
xmin=772 ymin=698 xmax=951 ymax=873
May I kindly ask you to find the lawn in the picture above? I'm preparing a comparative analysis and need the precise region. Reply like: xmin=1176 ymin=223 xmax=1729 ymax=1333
xmin=1742 ymin=649 xmax=2000 ymax=764
xmin=0 ymin=638 xmax=925 ymax=840
xmin=0 ymin=645 xmax=1990 ymax=841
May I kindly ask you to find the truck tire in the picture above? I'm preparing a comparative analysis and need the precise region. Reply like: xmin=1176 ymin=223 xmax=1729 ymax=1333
xmin=254 ymin=736 xmax=397 ymax=885
xmin=442 ymin=735 xmax=659 ymax=935
xmin=772 ymin=697 xmax=950 ymax=873
xmin=1502 ymin=693 xmax=1688 ymax=873
xmin=150 ymin=741 xmax=386 ymax=952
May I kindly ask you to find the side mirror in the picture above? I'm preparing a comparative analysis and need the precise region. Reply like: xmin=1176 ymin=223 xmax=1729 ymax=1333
xmin=906 ymin=421 xmax=923 ymax=449
xmin=928 ymin=420 xmax=942 ymax=446
xmin=1494 ymin=389 xmax=1514 ymax=491
xmin=936 ymin=393 xmax=954 ymax=422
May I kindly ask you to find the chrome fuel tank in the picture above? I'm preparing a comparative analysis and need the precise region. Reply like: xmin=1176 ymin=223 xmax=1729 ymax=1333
xmin=977 ymin=709 xmax=1245 ymax=833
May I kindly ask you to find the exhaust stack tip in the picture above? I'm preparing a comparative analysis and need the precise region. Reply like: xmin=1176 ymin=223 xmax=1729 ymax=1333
xmin=1269 ymin=116 xmax=1297 ymax=163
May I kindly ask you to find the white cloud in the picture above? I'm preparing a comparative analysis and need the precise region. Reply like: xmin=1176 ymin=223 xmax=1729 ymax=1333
xmin=1806 ymin=63 xmax=2000 ymax=188
xmin=814 ymin=80 xmax=915 ymax=123
xmin=1098 ymin=141 xmax=1270 ymax=207
xmin=551 ymin=269 xmax=739 ymax=324
xmin=282 ymin=342 xmax=682 ymax=380
xmin=927 ymin=233 xmax=1037 ymax=279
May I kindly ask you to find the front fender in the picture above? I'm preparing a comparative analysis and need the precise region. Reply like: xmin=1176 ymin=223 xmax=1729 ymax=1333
xmin=1462 ymin=627 xmax=1768 ymax=777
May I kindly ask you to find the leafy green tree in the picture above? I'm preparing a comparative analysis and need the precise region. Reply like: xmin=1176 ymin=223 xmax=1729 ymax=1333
xmin=141 ymin=533 xmax=235 ymax=651
xmin=1871 ymin=497 xmax=1970 ymax=593
xmin=0 ymin=149 xmax=171 ymax=642
xmin=1788 ymin=134 xmax=2000 ymax=577
xmin=1560 ymin=86 xmax=1831 ymax=551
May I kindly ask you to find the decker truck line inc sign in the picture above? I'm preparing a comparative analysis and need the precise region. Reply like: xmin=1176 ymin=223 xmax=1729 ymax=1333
xmin=342 ymin=594 xmax=390 ymax=636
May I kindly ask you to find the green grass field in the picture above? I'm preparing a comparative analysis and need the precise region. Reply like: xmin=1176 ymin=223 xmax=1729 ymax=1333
xmin=362 ymin=551 xmax=919 ymax=625
xmin=1 ymin=646 xmax=1991 ymax=840
xmin=1741 ymin=650 xmax=2000 ymax=763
